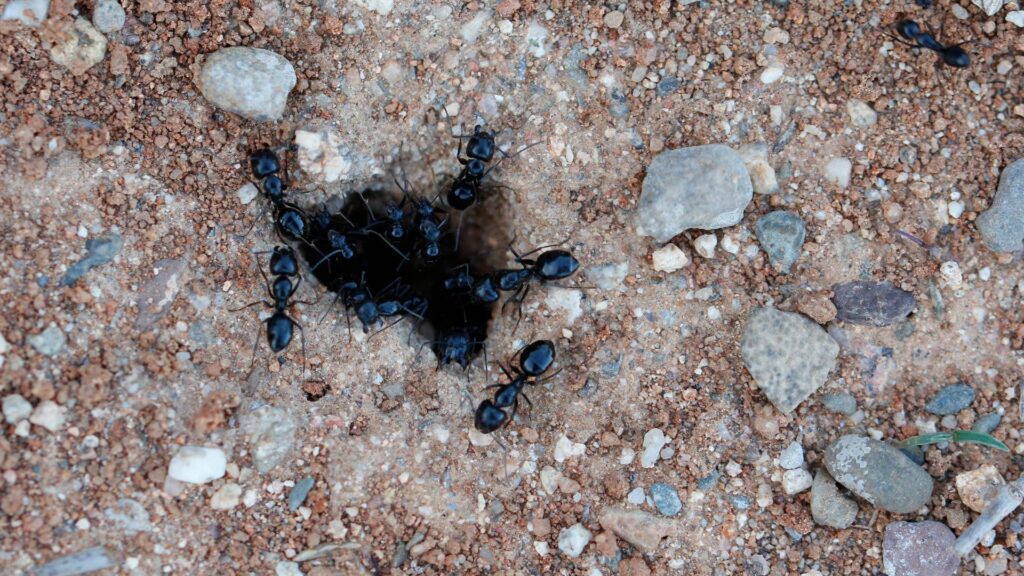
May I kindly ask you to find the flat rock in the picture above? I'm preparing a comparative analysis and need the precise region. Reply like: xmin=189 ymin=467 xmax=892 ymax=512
xmin=832 ymin=281 xmax=916 ymax=327
xmin=925 ymin=383 xmax=976 ymax=415
xmin=50 ymin=18 xmax=107 ymax=74
xmin=134 ymin=258 xmax=189 ymax=330
xmin=599 ymin=507 xmax=676 ymax=551
xmin=882 ymin=520 xmax=958 ymax=576
xmin=755 ymin=211 xmax=805 ymax=274
xmin=197 ymin=47 xmax=296 ymax=121
xmin=29 ymin=324 xmax=66 ymax=357
xmin=741 ymin=307 xmax=839 ymax=413
xmin=3 ymin=394 xmax=33 ymax=424
xmin=825 ymin=435 xmax=933 ymax=514
xmin=641 ymin=428 xmax=666 ymax=468
xmin=977 ymin=158 xmax=1024 ymax=253
xmin=637 ymin=144 xmax=753 ymax=242
xmin=811 ymin=469 xmax=858 ymax=529
xmin=30 ymin=547 xmax=115 ymax=576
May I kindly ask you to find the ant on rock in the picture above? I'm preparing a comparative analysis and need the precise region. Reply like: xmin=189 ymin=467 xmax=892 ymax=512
xmin=890 ymin=19 xmax=970 ymax=68
xmin=475 ymin=340 xmax=558 ymax=434
xmin=232 ymin=246 xmax=312 ymax=377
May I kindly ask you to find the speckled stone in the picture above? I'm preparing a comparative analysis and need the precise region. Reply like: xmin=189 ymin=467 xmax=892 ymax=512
xmin=811 ymin=469 xmax=858 ymax=529
xmin=825 ymin=435 xmax=933 ymax=514
xmin=882 ymin=521 xmax=958 ymax=576
xmin=741 ymin=307 xmax=839 ymax=413
xmin=755 ymin=211 xmax=805 ymax=274
xmin=649 ymin=483 xmax=682 ymax=517
xmin=925 ymin=383 xmax=976 ymax=415
xmin=832 ymin=281 xmax=916 ymax=327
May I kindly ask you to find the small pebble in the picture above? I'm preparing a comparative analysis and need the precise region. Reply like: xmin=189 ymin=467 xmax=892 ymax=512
xmin=275 ymin=560 xmax=303 ymax=576
xmin=167 ymin=446 xmax=227 ymax=484
xmin=811 ymin=470 xmax=858 ymax=529
xmin=694 ymin=234 xmax=717 ymax=259
xmin=29 ymin=324 xmax=67 ymax=357
xmin=977 ymin=158 xmax=1024 ymax=253
xmin=760 ymin=65 xmax=784 ymax=84
xmin=210 ymin=483 xmax=242 ymax=510
xmin=2 ymin=394 xmax=33 ymax=424
xmin=882 ymin=521 xmax=959 ymax=576
xmin=288 ymin=477 xmax=315 ymax=511
xmin=649 ymin=483 xmax=682 ymax=516
xmin=50 ymin=18 xmax=107 ymax=74
xmin=60 ymin=234 xmax=123 ymax=287
xmin=237 ymin=183 xmax=259 ymax=205
xmin=651 ymin=244 xmax=689 ymax=272
xmin=973 ymin=413 xmax=1001 ymax=434
xmin=952 ymin=4 xmax=970 ymax=19
xmin=778 ymin=441 xmax=804 ymax=470
xmin=641 ymin=428 xmax=667 ymax=468
xmin=926 ymin=383 xmax=976 ymax=415
xmin=955 ymin=465 xmax=1004 ymax=513
xmin=939 ymin=261 xmax=963 ymax=289
xmin=846 ymin=99 xmax=878 ymax=128
xmin=553 ymin=434 xmax=585 ymax=462
xmin=1008 ymin=11 xmax=1024 ymax=27
xmin=92 ymin=0 xmax=125 ymax=33
xmin=627 ymin=487 xmax=646 ymax=505
xmin=29 ymin=401 xmax=66 ymax=432
xmin=821 ymin=393 xmax=857 ymax=415
xmin=604 ymin=10 xmax=624 ymax=28
xmin=31 ymin=547 xmax=115 ymax=576
xmin=737 ymin=143 xmax=779 ymax=195
xmin=755 ymin=211 xmax=805 ymax=274
xmin=598 ymin=507 xmax=675 ymax=551
xmin=1 ymin=0 xmax=50 ymax=26
xmin=972 ymin=0 xmax=1004 ymax=16
xmin=782 ymin=469 xmax=813 ymax=495
xmin=557 ymin=523 xmax=592 ymax=557
xmin=823 ymin=157 xmax=852 ymax=188
xmin=825 ymin=435 xmax=932 ymax=514
xmin=197 ymin=47 xmax=297 ymax=121
xmin=832 ymin=281 xmax=916 ymax=327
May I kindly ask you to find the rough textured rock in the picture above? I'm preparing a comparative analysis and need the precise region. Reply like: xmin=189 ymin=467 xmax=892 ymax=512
xmin=882 ymin=521 xmax=958 ymax=576
xmin=598 ymin=507 xmax=676 ymax=551
xmin=737 ymin=142 xmax=779 ymax=195
xmin=91 ymin=0 xmax=125 ymax=33
xmin=2 ymin=0 xmax=49 ymax=26
xmin=825 ymin=435 xmax=933 ymax=514
xmin=832 ymin=281 xmax=916 ymax=326
xmin=637 ymin=144 xmax=753 ymax=242
xmin=755 ymin=211 xmax=806 ymax=274
xmin=741 ymin=307 xmax=839 ymax=413
xmin=925 ymin=383 xmax=976 ymax=415
xmin=955 ymin=465 xmax=1005 ymax=513
xmin=976 ymin=158 xmax=1024 ymax=253
xmin=197 ymin=47 xmax=296 ymax=121
xmin=811 ymin=469 xmax=858 ymax=529
xmin=50 ymin=18 xmax=107 ymax=74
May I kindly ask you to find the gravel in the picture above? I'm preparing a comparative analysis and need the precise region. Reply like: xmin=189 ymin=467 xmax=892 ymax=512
xmin=976 ymin=158 xmax=1024 ymax=253
xmin=778 ymin=441 xmax=804 ymax=470
xmin=649 ymin=482 xmax=682 ymax=516
xmin=3 ymin=394 xmax=32 ymax=424
xmin=91 ymin=0 xmax=125 ymax=33
xmin=882 ymin=521 xmax=958 ymax=576
xmin=825 ymin=435 xmax=933 ymax=514
xmin=755 ymin=211 xmax=805 ymax=274
xmin=288 ymin=477 xmax=315 ymax=512
xmin=167 ymin=446 xmax=227 ymax=484
xmin=832 ymin=281 xmax=916 ymax=327
xmin=557 ymin=523 xmax=592 ymax=557
xmin=197 ymin=47 xmax=297 ymax=121
xmin=598 ymin=507 xmax=675 ymax=551
xmin=810 ymin=470 xmax=858 ymax=529
xmin=60 ymin=234 xmax=123 ymax=287
xmin=49 ymin=18 xmax=107 ymax=74
xmin=741 ymin=307 xmax=839 ymax=413
xmin=28 ymin=324 xmax=67 ymax=357
xmin=782 ymin=469 xmax=813 ymax=495
xmin=637 ymin=144 xmax=753 ymax=242
xmin=925 ymin=383 xmax=976 ymax=415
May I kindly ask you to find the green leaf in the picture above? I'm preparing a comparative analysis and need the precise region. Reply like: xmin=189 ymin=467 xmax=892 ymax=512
xmin=951 ymin=430 xmax=1010 ymax=452
xmin=899 ymin=432 xmax=953 ymax=448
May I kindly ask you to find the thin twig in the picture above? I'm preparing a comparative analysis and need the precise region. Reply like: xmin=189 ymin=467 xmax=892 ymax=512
xmin=954 ymin=478 xmax=1024 ymax=556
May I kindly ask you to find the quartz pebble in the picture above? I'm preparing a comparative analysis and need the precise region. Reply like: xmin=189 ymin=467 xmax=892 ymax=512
xmin=553 ymin=435 xmax=586 ymax=462
xmin=637 ymin=145 xmax=753 ymax=242
xmin=3 ymin=394 xmax=32 ymax=424
xmin=29 ymin=401 xmax=66 ymax=432
xmin=882 ymin=521 xmax=959 ymax=576
xmin=846 ymin=99 xmax=878 ymax=128
xmin=197 ymin=47 xmax=296 ymax=121
xmin=295 ymin=128 xmax=360 ymax=184
xmin=694 ymin=234 xmax=717 ymax=258
xmin=1 ymin=0 xmax=49 ymax=26
xmin=604 ymin=10 xmax=624 ymax=28
xmin=210 ymin=483 xmax=242 ymax=510
xmin=737 ymin=143 xmax=779 ymax=195
xmin=641 ymin=429 xmax=667 ymax=468
xmin=824 ymin=157 xmax=852 ymax=188
xmin=778 ymin=441 xmax=804 ymax=470
xmin=651 ymin=244 xmax=689 ymax=272
xmin=167 ymin=446 xmax=227 ymax=484
xmin=782 ymin=469 xmax=813 ymax=495
xmin=557 ymin=524 xmax=592 ymax=557
xmin=972 ymin=0 xmax=1004 ymax=16
xmin=741 ymin=307 xmax=839 ymax=413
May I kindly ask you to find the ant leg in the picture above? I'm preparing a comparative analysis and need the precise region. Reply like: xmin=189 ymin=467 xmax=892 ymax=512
xmin=515 ymin=238 xmax=571 ymax=261
xmin=520 ymin=392 xmax=533 ymax=417
xmin=240 ymin=205 xmax=270 ymax=238
xmin=230 ymin=299 xmax=273 ymax=313
xmin=294 ymin=320 xmax=307 ymax=381
xmin=511 ymin=284 xmax=531 ymax=336
xmin=535 ymin=367 xmax=563 ymax=385
xmin=367 ymin=316 xmax=405 ymax=341
xmin=246 ymin=330 xmax=263 ymax=376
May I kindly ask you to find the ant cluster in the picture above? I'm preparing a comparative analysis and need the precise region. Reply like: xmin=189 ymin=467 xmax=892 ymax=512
xmin=238 ymin=119 xmax=580 ymax=436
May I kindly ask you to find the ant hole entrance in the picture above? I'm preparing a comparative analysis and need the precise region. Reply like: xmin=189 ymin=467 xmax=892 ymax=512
xmin=297 ymin=175 xmax=515 ymax=368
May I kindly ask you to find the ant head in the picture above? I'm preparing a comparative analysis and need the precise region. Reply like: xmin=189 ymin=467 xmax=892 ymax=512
xmin=269 ymin=246 xmax=298 ymax=276
xmin=423 ymin=243 xmax=441 ymax=260
xmin=942 ymin=46 xmax=970 ymax=68
xmin=261 ymin=175 xmax=286 ymax=201
xmin=385 ymin=202 xmax=406 ymax=220
xmin=472 ymin=276 xmax=500 ymax=304
xmin=895 ymin=19 xmax=921 ymax=41
xmin=250 ymin=148 xmax=280 ymax=179
xmin=447 ymin=180 xmax=477 ymax=210
xmin=519 ymin=340 xmax=555 ymax=377
xmin=474 ymin=399 xmax=507 ymax=433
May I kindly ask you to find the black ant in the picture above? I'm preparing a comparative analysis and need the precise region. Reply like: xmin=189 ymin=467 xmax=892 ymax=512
xmin=248 ymin=148 xmax=312 ymax=242
xmin=891 ymin=19 xmax=970 ymax=68
xmin=488 ymin=238 xmax=581 ymax=327
xmin=474 ymin=340 xmax=557 ymax=434
xmin=447 ymin=125 xmax=497 ymax=211
xmin=232 ymin=246 xmax=311 ymax=377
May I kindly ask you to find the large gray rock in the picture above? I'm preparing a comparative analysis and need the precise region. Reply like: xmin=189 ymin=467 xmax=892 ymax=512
xmin=832 ymin=281 xmax=916 ymax=327
xmin=741 ymin=307 xmax=839 ymax=413
xmin=810 ymin=469 xmax=858 ymax=529
xmin=977 ymin=158 xmax=1024 ymax=253
xmin=637 ymin=145 xmax=753 ymax=242
xmin=883 ymin=521 xmax=958 ymax=576
xmin=825 ymin=435 xmax=933 ymax=514
xmin=755 ymin=210 xmax=805 ymax=274
xmin=197 ymin=47 xmax=296 ymax=121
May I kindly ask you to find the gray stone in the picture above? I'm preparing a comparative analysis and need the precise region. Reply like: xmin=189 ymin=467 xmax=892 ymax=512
xmin=242 ymin=406 xmax=298 ymax=474
xmin=824 ymin=435 xmax=933 ymax=514
xmin=755 ymin=211 xmax=805 ymax=274
xmin=288 ymin=477 xmax=315 ymax=511
xmin=60 ymin=234 xmax=123 ymax=286
xmin=821 ymin=392 xmax=857 ymax=415
xmin=134 ymin=258 xmax=188 ymax=330
xmin=977 ymin=158 xmax=1024 ymax=253
xmin=974 ymin=412 xmax=1002 ymax=434
xmin=810 ymin=469 xmax=858 ymax=529
xmin=28 ymin=324 xmax=66 ymax=357
xmin=103 ymin=498 xmax=152 ymax=534
xmin=649 ymin=482 xmax=682 ymax=517
xmin=882 ymin=520 xmax=958 ymax=576
xmin=197 ymin=47 xmax=296 ymax=121
xmin=3 ymin=394 xmax=32 ymax=424
xmin=91 ymin=0 xmax=125 ymax=33
xmin=741 ymin=307 xmax=839 ymax=413
xmin=637 ymin=144 xmax=753 ymax=242
xmin=30 ymin=546 xmax=116 ymax=576
xmin=1 ymin=0 xmax=50 ymax=26
xmin=925 ymin=383 xmax=976 ymax=415
xmin=778 ymin=441 xmax=804 ymax=470
xmin=832 ymin=281 xmax=916 ymax=327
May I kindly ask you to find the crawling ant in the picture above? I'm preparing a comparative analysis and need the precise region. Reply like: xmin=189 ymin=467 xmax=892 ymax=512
xmin=247 ymin=147 xmax=316 ymax=246
xmin=488 ymin=238 xmax=581 ymax=327
xmin=475 ymin=340 xmax=557 ymax=434
xmin=232 ymin=246 xmax=311 ymax=377
xmin=891 ymin=19 xmax=970 ymax=68
xmin=447 ymin=125 xmax=497 ymax=211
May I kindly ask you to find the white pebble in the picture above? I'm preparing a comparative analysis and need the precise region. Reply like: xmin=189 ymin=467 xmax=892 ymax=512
xmin=29 ymin=400 xmax=66 ymax=432
xmin=782 ymin=469 xmax=813 ymax=495
xmin=557 ymin=524 xmax=592 ymax=558
xmin=237 ymin=183 xmax=258 ymax=205
xmin=540 ymin=466 xmax=561 ymax=494
xmin=627 ymin=487 xmax=646 ymax=504
xmin=2 ymin=394 xmax=32 ymax=424
xmin=846 ymin=99 xmax=877 ymax=128
xmin=534 ymin=541 xmax=549 ymax=555
xmin=824 ymin=157 xmax=852 ymax=188
xmin=940 ymin=261 xmax=963 ymax=289
xmin=1007 ymin=11 xmax=1024 ymax=27
xmin=972 ymin=0 xmax=1003 ymax=17
xmin=553 ymin=434 xmax=585 ymax=462
xmin=619 ymin=447 xmax=636 ymax=465
xmin=952 ymin=4 xmax=971 ymax=19
xmin=778 ymin=441 xmax=804 ymax=470
xmin=468 ymin=429 xmax=494 ymax=446
xmin=1 ymin=0 xmax=49 ymax=26
xmin=652 ymin=244 xmax=690 ymax=272
xmin=641 ymin=428 xmax=667 ymax=468
xmin=948 ymin=200 xmax=966 ymax=219
xmin=979 ymin=267 xmax=991 ymax=282
xmin=525 ymin=22 xmax=548 ymax=57
xmin=760 ymin=65 xmax=784 ymax=84
xmin=275 ymin=561 xmax=303 ymax=576
xmin=721 ymin=235 xmax=740 ymax=255
xmin=725 ymin=460 xmax=743 ymax=477
xmin=167 ymin=446 xmax=227 ymax=484
xmin=694 ymin=234 xmax=717 ymax=259
xmin=210 ymin=483 xmax=242 ymax=510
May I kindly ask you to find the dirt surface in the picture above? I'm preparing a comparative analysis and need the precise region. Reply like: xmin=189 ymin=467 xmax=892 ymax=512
xmin=2 ymin=0 xmax=1024 ymax=574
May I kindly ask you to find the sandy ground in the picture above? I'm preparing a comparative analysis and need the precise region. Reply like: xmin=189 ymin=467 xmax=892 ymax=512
xmin=1 ymin=0 xmax=1024 ymax=574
